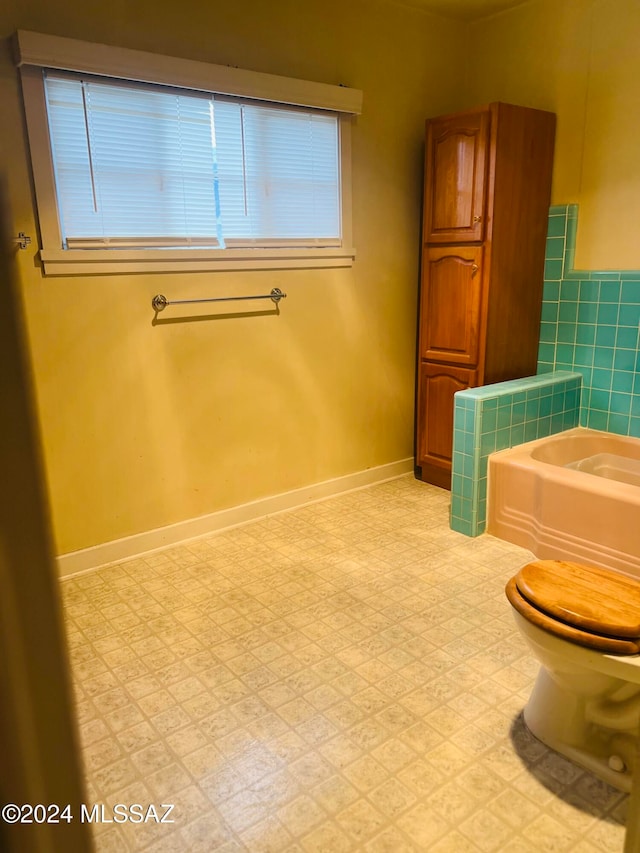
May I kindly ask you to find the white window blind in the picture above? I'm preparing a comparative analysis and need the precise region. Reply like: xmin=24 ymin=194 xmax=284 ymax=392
xmin=44 ymin=72 xmax=341 ymax=250
xmin=214 ymin=99 xmax=340 ymax=243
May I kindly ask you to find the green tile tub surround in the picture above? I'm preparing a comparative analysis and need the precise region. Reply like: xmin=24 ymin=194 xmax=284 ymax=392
xmin=450 ymin=202 xmax=639 ymax=538
xmin=537 ymin=204 xmax=640 ymax=438
xmin=450 ymin=371 xmax=582 ymax=537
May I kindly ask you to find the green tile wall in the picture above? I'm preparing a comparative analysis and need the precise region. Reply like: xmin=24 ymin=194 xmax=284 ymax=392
xmin=450 ymin=372 xmax=581 ymax=537
xmin=450 ymin=203 xmax=640 ymax=538
xmin=538 ymin=205 xmax=640 ymax=437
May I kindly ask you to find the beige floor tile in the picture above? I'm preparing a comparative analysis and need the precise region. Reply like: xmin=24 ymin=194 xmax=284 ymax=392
xmin=430 ymin=829 xmax=481 ymax=852
xmin=459 ymin=807 xmax=515 ymax=852
xmin=336 ymin=798 xmax=387 ymax=843
xmin=239 ymin=816 xmax=293 ymax=853
xmin=396 ymin=802 xmax=450 ymax=847
xmin=364 ymin=826 xmax=420 ymax=852
xmin=368 ymin=777 xmax=417 ymax=819
xmin=300 ymin=819 xmax=352 ymax=853
xmin=60 ymin=477 xmax=629 ymax=852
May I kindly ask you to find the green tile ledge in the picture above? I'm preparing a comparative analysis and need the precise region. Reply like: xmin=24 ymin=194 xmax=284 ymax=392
xmin=450 ymin=371 xmax=582 ymax=538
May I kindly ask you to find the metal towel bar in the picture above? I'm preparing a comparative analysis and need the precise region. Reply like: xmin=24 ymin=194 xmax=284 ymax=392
xmin=152 ymin=287 xmax=286 ymax=312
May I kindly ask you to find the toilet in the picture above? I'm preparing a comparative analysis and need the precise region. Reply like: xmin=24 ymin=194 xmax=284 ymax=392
xmin=506 ymin=559 xmax=640 ymax=791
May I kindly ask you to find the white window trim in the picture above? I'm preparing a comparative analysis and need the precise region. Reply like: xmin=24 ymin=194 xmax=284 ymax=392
xmin=16 ymin=31 xmax=361 ymax=276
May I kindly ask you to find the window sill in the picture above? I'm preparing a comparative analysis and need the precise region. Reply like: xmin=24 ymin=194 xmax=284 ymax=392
xmin=39 ymin=246 xmax=356 ymax=275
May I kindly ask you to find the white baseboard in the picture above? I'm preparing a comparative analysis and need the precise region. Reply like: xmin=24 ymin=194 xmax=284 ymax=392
xmin=57 ymin=458 xmax=414 ymax=578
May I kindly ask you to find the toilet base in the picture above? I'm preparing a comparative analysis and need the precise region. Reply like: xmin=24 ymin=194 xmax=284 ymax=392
xmin=523 ymin=666 xmax=635 ymax=792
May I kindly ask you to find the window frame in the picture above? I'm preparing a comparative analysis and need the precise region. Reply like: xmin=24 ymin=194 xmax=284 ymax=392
xmin=16 ymin=31 xmax=361 ymax=276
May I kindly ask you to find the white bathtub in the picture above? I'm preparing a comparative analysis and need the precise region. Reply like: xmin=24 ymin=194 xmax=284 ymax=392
xmin=487 ymin=427 xmax=640 ymax=577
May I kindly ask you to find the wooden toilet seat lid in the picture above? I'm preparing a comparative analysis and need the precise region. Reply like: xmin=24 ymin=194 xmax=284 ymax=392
xmin=515 ymin=560 xmax=640 ymax=639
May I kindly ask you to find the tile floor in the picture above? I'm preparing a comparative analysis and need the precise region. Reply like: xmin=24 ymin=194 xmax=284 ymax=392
xmin=61 ymin=476 xmax=629 ymax=852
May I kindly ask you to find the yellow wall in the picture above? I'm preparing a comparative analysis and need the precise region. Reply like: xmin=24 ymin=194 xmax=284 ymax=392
xmin=0 ymin=183 xmax=91 ymax=851
xmin=0 ymin=0 xmax=467 ymax=554
xmin=10 ymin=0 xmax=636 ymax=556
xmin=468 ymin=0 xmax=640 ymax=270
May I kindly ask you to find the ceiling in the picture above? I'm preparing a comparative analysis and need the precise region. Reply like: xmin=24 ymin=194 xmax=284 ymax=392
xmin=398 ymin=0 xmax=529 ymax=20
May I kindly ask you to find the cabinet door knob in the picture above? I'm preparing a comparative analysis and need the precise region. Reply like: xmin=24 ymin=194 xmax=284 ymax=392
xmin=471 ymin=263 xmax=479 ymax=276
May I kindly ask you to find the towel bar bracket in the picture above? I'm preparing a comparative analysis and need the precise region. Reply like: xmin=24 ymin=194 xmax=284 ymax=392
xmin=14 ymin=232 xmax=32 ymax=250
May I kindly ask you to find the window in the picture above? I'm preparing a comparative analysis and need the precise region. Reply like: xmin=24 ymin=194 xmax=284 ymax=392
xmin=16 ymin=31 xmax=362 ymax=275
xmin=44 ymin=75 xmax=341 ymax=250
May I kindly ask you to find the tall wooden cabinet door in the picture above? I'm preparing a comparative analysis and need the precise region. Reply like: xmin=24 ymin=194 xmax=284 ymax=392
xmin=416 ymin=362 xmax=478 ymax=487
xmin=416 ymin=363 xmax=477 ymax=483
xmin=420 ymin=246 xmax=483 ymax=366
xmin=423 ymin=110 xmax=489 ymax=244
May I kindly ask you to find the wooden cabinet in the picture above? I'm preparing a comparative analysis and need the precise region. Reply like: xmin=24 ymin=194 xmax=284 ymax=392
xmin=420 ymin=246 xmax=483 ymax=366
xmin=416 ymin=102 xmax=555 ymax=488
xmin=423 ymin=111 xmax=489 ymax=244
xmin=417 ymin=363 xmax=477 ymax=488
